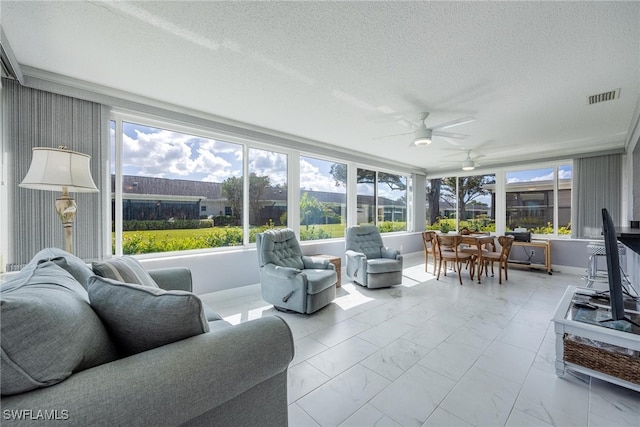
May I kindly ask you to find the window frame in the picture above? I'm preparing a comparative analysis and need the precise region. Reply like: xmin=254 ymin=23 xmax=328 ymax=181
xmin=426 ymin=160 xmax=572 ymax=238
xmin=109 ymin=111 xmax=416 ymax=256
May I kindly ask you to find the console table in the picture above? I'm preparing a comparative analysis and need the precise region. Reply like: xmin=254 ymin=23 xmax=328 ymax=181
xmin=509 ymin=239 xmax=552 ymax=275
xmin=552 ymin=286 xmax=640 ymax=391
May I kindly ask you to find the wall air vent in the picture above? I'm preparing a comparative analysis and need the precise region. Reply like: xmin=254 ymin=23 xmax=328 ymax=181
xmin=588 ymin=89 xmax=620 ymax=105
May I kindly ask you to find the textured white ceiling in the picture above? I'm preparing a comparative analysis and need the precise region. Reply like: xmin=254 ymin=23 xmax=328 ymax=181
xmin=2 ymin=1 xmax=639 ymax=173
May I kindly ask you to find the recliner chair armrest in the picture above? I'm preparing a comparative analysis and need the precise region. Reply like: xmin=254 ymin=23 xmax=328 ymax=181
xmin=301 ymin=256 xmax=334 ymax=270
xmin=345 ymin=250 xmax=368 ymax=282
xmin=262 ymin=263 xmax=302 ymax=279
xmin=381 ymin=247 xmax=402 ymax=260
xmin=345 ymin=250 xmax=366 ymax=260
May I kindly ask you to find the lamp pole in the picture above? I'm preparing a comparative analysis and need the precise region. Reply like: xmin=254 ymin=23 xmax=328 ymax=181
xmin=55 ymin=186 xmax=77 ymax=253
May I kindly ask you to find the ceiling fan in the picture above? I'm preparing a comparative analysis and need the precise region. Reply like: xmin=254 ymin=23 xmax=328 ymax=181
xmin=437 ymin=149 xmax=485 ymax=171
xmin=461 ymin=150 xmax=485 ymax=171
xmin=375 ymin=112 xmax=476 ymax=147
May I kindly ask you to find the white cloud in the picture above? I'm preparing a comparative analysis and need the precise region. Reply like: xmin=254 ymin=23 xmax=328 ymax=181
xmin=122 ymin=129 xmax=240 ymax=181
xmin=299 ymin=159 xmax=345 ymax=193
xmin=249 ymin=149 xmax=287 ymax=186
xmin=559 ymin=169 xmax=572 ymax=179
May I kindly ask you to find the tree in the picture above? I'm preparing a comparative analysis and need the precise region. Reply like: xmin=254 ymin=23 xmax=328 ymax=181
xmin=427 ymin=178 xmax=441 ymax=225
xmin=440 ymin=175 xmax=494 ymax=221
xmin=221 ymin=176 xmax=242 ymax=224
xmin=330 ymin=164 xmax=406 ymax=191
xmin=221 ymin=174 xmax=272 ymax=225
xmin=300 ymin=192 xmax=323 ymax=227
xmin=249 ymin=174 xmax=271 ymax=224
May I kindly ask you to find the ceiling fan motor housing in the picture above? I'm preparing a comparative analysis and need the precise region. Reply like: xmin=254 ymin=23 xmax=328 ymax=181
xmin=414 ymin=127 xmax=432 ymax=145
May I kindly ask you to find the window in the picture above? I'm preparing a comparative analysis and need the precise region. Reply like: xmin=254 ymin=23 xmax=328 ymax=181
xmin=111 ymin=120 xmax=243 ymax=254
xmin=378 ymin=172 xmax=407 ymax=232
xmin=504 ymin=165 xmax=572 ymax=236
xmin=457 ymin=174 xmax=495 ymax=233
xmin=357 ymin=168 xmax=376 ymax=225
xmin=109 ymin=115 xmax=414 ymax=255
xmin=299 ymin=156 xmax=347 ymax=241
xmin=248 ymin=148 xmax=287 ymax=242
xmin=357 ymin=168 xmax=407 ymax=233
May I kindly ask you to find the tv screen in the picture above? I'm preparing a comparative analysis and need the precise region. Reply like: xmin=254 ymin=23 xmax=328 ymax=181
xmin=601 ymin=208 xmax=625 ymax=321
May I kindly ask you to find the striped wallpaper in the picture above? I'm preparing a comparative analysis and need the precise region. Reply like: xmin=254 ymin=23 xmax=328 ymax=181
xmin=4 ymin=78 xmax=106 ymax=270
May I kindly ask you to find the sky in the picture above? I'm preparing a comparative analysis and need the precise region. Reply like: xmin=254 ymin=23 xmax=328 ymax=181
xmin=111 ymin=122 xmax=571 ymax=203
xmin=112 ymin=122 xmax=345 ymax=192
xmin=111 ymin=122 xmax=400 ymax=198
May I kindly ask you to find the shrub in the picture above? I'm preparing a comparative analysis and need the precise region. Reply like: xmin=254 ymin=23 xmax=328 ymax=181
xmin=378 ymin=221 xmax=407 ymax=233
xmin=300 ymin=226 xmax=332 ymax=240
xmin=213 ymin=215 xmax=237 ymax=227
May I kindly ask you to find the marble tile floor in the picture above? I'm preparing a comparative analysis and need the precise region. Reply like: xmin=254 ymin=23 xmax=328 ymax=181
xmin=199 ymin=252 xmax=640 ymax=427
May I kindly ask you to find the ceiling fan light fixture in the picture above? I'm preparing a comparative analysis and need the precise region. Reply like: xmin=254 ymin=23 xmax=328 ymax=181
xmin=413 ymin=127 xmax=432 ymax=145
xmin=462 ymin=158 xmax=475 ymax=171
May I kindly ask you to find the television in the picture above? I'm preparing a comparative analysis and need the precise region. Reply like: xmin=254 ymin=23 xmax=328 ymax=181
xmin=601 ymin=208 xmax=638 ymax=327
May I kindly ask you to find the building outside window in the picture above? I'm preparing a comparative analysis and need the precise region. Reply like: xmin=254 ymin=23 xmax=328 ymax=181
xmin=503 ymin=165 xmax=572 ymax=236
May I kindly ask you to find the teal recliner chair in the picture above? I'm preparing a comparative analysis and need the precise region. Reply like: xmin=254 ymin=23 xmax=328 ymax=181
xmin=256 ymin=228 xmax=337 ymax=314
xmin=345 ymin=225 xmax=404 ymax=288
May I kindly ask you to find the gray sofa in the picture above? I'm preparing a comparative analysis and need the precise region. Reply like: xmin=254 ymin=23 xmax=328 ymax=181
xmin=1 ymin=249 xmax=294 ymax=426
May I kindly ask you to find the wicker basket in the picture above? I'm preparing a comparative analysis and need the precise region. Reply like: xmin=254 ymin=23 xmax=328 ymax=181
xmin=563 ymin=334 xmax=640 ymax=384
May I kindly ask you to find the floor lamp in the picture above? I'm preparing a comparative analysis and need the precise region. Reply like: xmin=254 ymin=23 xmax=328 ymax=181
xmin=19 ymin=146 xmax=99 ymax=255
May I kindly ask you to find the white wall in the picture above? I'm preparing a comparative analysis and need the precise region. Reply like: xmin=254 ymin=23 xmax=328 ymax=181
xmin=139 ymin=232 xmax=424 ymax=294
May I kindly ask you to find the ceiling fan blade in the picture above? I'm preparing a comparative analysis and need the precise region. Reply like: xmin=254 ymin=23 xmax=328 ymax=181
xmin=398 ymin=119 xmax=419 ymax=129
xmin=373 ymin=131 xmax=413 ymax=140
xmin=432 ymin=130 xmax=469 ymax=139
xmin=431 ymin=116 xmax=476 ymax=130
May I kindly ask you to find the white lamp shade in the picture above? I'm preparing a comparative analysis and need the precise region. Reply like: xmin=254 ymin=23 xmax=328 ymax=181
xmin=20 ymin=147 xmax=99 ymax=193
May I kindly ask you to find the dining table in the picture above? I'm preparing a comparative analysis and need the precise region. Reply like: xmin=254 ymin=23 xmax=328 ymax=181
xmin=459 ymin=234 xmax=497 ymax=284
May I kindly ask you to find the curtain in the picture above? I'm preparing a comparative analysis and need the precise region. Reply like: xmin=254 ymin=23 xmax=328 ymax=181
xmin=571 ymin=154 xmax=622 ymax=239
xmin=3 ymin=78 xmax=105 ymax=270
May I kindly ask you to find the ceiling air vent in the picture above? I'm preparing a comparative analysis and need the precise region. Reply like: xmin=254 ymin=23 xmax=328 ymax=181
xmin=588 ymin=89 xmax=620 ymax=105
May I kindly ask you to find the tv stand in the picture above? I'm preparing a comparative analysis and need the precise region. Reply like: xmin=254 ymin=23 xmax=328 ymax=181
xmin=552 ymin=286 xmax=640 ymax=392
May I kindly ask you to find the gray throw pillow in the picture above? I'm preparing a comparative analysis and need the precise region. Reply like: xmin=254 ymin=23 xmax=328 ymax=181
xmin=92 ymin=256 xmax=159 ymax=288
xmin=30 ymin=247 xmax=95 ymax=288
xmin=0 ymin=262 xmax=118 ymax=396
xmin=87 ymin=276 xmax=210 ymax=356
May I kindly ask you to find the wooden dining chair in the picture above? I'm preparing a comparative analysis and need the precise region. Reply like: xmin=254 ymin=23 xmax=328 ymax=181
xmin=482 ymin=235 xmax=515 ymax=284
xmin=421 ymin=231 xmax=439 ymax=275
xmin=461 ymin=235 xmax=496 ymax=282
xmin=435 ymin=234 xmax=475 ymax=285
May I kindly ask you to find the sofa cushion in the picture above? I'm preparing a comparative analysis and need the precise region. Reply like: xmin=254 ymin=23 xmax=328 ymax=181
xmin=30 ymin=247 xmax=95 ymax=288
xmin=92 ymin=256 xmax=159 ymax=288
xmin=0 ymin=262 xmax=118 ymax=395
xmin=88 ymin=276 xmax=210 ymax=356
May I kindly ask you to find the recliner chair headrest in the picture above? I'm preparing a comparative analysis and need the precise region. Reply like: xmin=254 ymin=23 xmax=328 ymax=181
xmin=262 ymin=228 xmax=296 ymax=243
